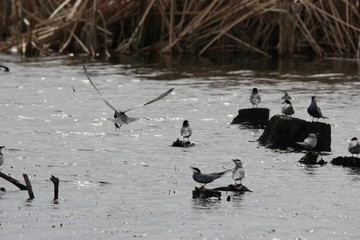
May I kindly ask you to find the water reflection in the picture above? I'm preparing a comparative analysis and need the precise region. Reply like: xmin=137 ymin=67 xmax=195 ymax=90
xmin=191 ymin=198 xmax=221 ymax=210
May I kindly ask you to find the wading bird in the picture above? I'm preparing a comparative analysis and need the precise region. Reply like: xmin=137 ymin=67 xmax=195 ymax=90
xmin=250 ymin=88 xmax=261 ymax=107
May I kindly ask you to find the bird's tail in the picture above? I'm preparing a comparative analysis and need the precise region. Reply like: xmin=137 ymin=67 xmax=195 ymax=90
xmin=219 ymin=169 xmax=232 ymax=176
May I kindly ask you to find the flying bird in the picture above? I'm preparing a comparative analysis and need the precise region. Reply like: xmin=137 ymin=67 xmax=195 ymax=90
xmin=250 ymin=88 xmax=261 ymax=107
xmin=190 ymin=166 xmax=231 ymax=187
xmin=296 ymin=133 xmax=318 ymax=150
xmin=307 ymin=96 xmax=327 ymax=121
xmin=83 ymin=65 xmax=174 ymax=129
xmin=232 ymin=159 xmax=245 ymax=184
xmin=282 ymin=100 xmax=294 ymax=116
xmin=180 ymin=120 xmax=192 ymax=142
xmin=348 ymin=137 xmax=360 ymax=157
xmin=0 ymin=146 xmax=5 ymax=166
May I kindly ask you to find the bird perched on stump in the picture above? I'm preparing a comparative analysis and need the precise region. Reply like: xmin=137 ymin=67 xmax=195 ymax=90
xmin=181 ymin=120 xmax=192 ymax=142
xmin=190 ymin=166 xmax=231 ymax=187
xmin=282 ymin=100 xmax=295 ymax=116
xmin=0 ymin=146 xmax=5 ymax=166
xmin=296 ymin=133 xmax=318 ymax=150
xmin=348 ymin=137 xmax=360 ymax=157
xmin=232 ymin=159 xmax=245 ymax=184
xmin=250 ymin=88 xmax=261 ymax=107
xmin=307 ymin=96 xmax=327 ymax=121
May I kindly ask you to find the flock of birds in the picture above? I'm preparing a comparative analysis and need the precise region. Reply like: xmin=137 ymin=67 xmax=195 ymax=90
xmin=189 ymin=88 xmax=360 ymax=188
xmin=1 ymin=67 xmax=359 ymax=190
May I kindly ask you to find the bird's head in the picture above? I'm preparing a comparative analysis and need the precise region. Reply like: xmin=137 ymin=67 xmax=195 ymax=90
xmin=183 ymin=120 xmax=189 ymax=126
xmin=232 ymin=159 xmax=243 ymax=167
xmin=0 ymin=146 xmax=5 ymax=149
xmin=252 ymin=88 xmax=258 ymax=93
xmin=351 ymin=137 xmax=358 ymax=141
xmin=311 ymin=96 xmax=316 ymax=100
xmin=190 ymin=166 xmax=200 ymax=173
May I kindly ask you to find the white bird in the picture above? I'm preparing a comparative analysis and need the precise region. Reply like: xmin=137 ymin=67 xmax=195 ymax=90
xmin=307 ymin=96 xmax=327 ymax=121
xmin=83 ymin=65 xmax=174 ymax=129
xmin=281 ymin=92 xmax=292 ymax=101
xmin=348 ymin=137 xmax=360 ymax=157
xmin=0 ymin=146 xmax=5 ymax=166
xmin=250 ymin=88 xmax=261 ymax=107
xmin=232 ymin=159 xmax=245 ymax=184
xmin=296 ymin=133 xmax=318 ymax=150
xmin=191 ymin=166 xmax=231 ymax=187
xmin=180 ymin=120 xmax=192 ymax=142
xmin=282 ymin=100 xmax=294 ymax=116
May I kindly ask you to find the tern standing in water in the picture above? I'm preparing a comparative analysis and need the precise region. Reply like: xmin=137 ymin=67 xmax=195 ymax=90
xmin=250 ymin=88 xmax=261 ymax=107
xmin=232 ymin=159 xmax=245 ymax=184
xmin=307 ymin=96 xmax=327 ymax=121
xmin=0 ymin=146 xmax=5 ymax=166
xmin=190 ymin=166 xmax=231 ymax=187
xmin=180 ymin=120 xmax=192 ymax=142
xmin=296 ymin=133 xmax=318 ymax=150
xmin=348 ymin=137 xmax=360 ymax=157
xmin=282 ymin=100 xmax=295 ymax=116
xmin=83 ymin=66 xmax=174 ymax=129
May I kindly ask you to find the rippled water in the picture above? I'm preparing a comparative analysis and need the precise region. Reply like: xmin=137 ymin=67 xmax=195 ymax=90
xmin=1 ymin=54 xmax=360 ymax=239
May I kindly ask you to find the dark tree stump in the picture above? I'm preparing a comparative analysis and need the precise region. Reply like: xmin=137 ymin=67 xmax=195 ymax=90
xmin=192 ymin=184 xmax=251 ymax=199
xmin=331 ymin=156 xmax=360 ymax=168
xmin=258 ymin=114 xmax=331 ymax=151
xmin=230 ymin=108 xmax=269 ymax=128
xmin=299 ymin=152 xmax=327 ymax=165
xmin=172 ymin=139 xmax=194 ymax=148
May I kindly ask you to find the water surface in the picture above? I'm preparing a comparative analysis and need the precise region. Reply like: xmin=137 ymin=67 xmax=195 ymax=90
xmin=0 ymin=54 xmax=360 ymax=239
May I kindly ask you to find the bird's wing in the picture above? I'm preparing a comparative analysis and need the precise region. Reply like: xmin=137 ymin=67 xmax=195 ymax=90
xmin=83 ymin=65 xmax=119 ymax=113
xmin=123 ymin=88 xmax=174 ymax=113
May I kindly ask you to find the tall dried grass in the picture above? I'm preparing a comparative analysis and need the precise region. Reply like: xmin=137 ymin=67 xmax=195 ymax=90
xmin=0 ymin=0 xmax=359 ymax=58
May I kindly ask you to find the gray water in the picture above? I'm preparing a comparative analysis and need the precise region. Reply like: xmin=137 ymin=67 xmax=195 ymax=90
xmin=0 ymin=54 xmax=360 ymax=240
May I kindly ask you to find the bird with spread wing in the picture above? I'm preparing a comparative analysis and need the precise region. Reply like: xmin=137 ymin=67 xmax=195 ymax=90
xmin=83 ymin=65 xmax=174 ymax=129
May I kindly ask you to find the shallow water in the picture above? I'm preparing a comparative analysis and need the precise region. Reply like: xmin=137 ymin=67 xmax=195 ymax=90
xmin=0 ymin=54 xmax=360 ymax=239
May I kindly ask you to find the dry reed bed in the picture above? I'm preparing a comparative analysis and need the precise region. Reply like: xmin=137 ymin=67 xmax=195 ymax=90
xmin=0 ymin=0 xmax=360 ymax=58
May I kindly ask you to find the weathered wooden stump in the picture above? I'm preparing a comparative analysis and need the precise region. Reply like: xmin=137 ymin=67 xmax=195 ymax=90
xmin=299 ymin=152 xmax=327 ymax=165
xmin=258 ymin=114 xmax=331 ymax=151
xmin=172 ymin=138 xmax=194 ymax=148
xmin=192 ymin=184 xmax=251 ymax=199
xmin=230 ymin=108 xmax=269 ymax=128
xmin=331 ymin=156 xmax=360 ymax=168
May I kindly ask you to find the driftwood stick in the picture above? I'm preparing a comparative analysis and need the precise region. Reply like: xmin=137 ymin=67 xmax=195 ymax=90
xmin=0 ymin=171 xmax=27 ymax=190
xmin=50 ymin=175 xmax=59 ymax=202
xmin=23 ymin=174 xmax=34 ymax=199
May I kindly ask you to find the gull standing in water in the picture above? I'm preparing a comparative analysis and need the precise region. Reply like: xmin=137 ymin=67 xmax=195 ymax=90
xmin=180 ymin=120 xmax=192 ymax=142
xmin=83 ymin=66 xmax=174 ymax=129
xmin=0 ymin=146 xmax=5 ymax=166
xmin=250 ymin=88 xmax=261 ymax=107
xmin=232 ymin=159 xmax=245 ymax=184
xmin=282 ymin=99 xmax=295 ymax=116
xmin=296 ymin=133 xmax=318 ymax=150
xmin=307 ymin=96 xmax=327 ymax=121
xmin=348 ymin=137 xmax=360 ymax=157
xmin=190 ymin=166 xmax=231 ymax=187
